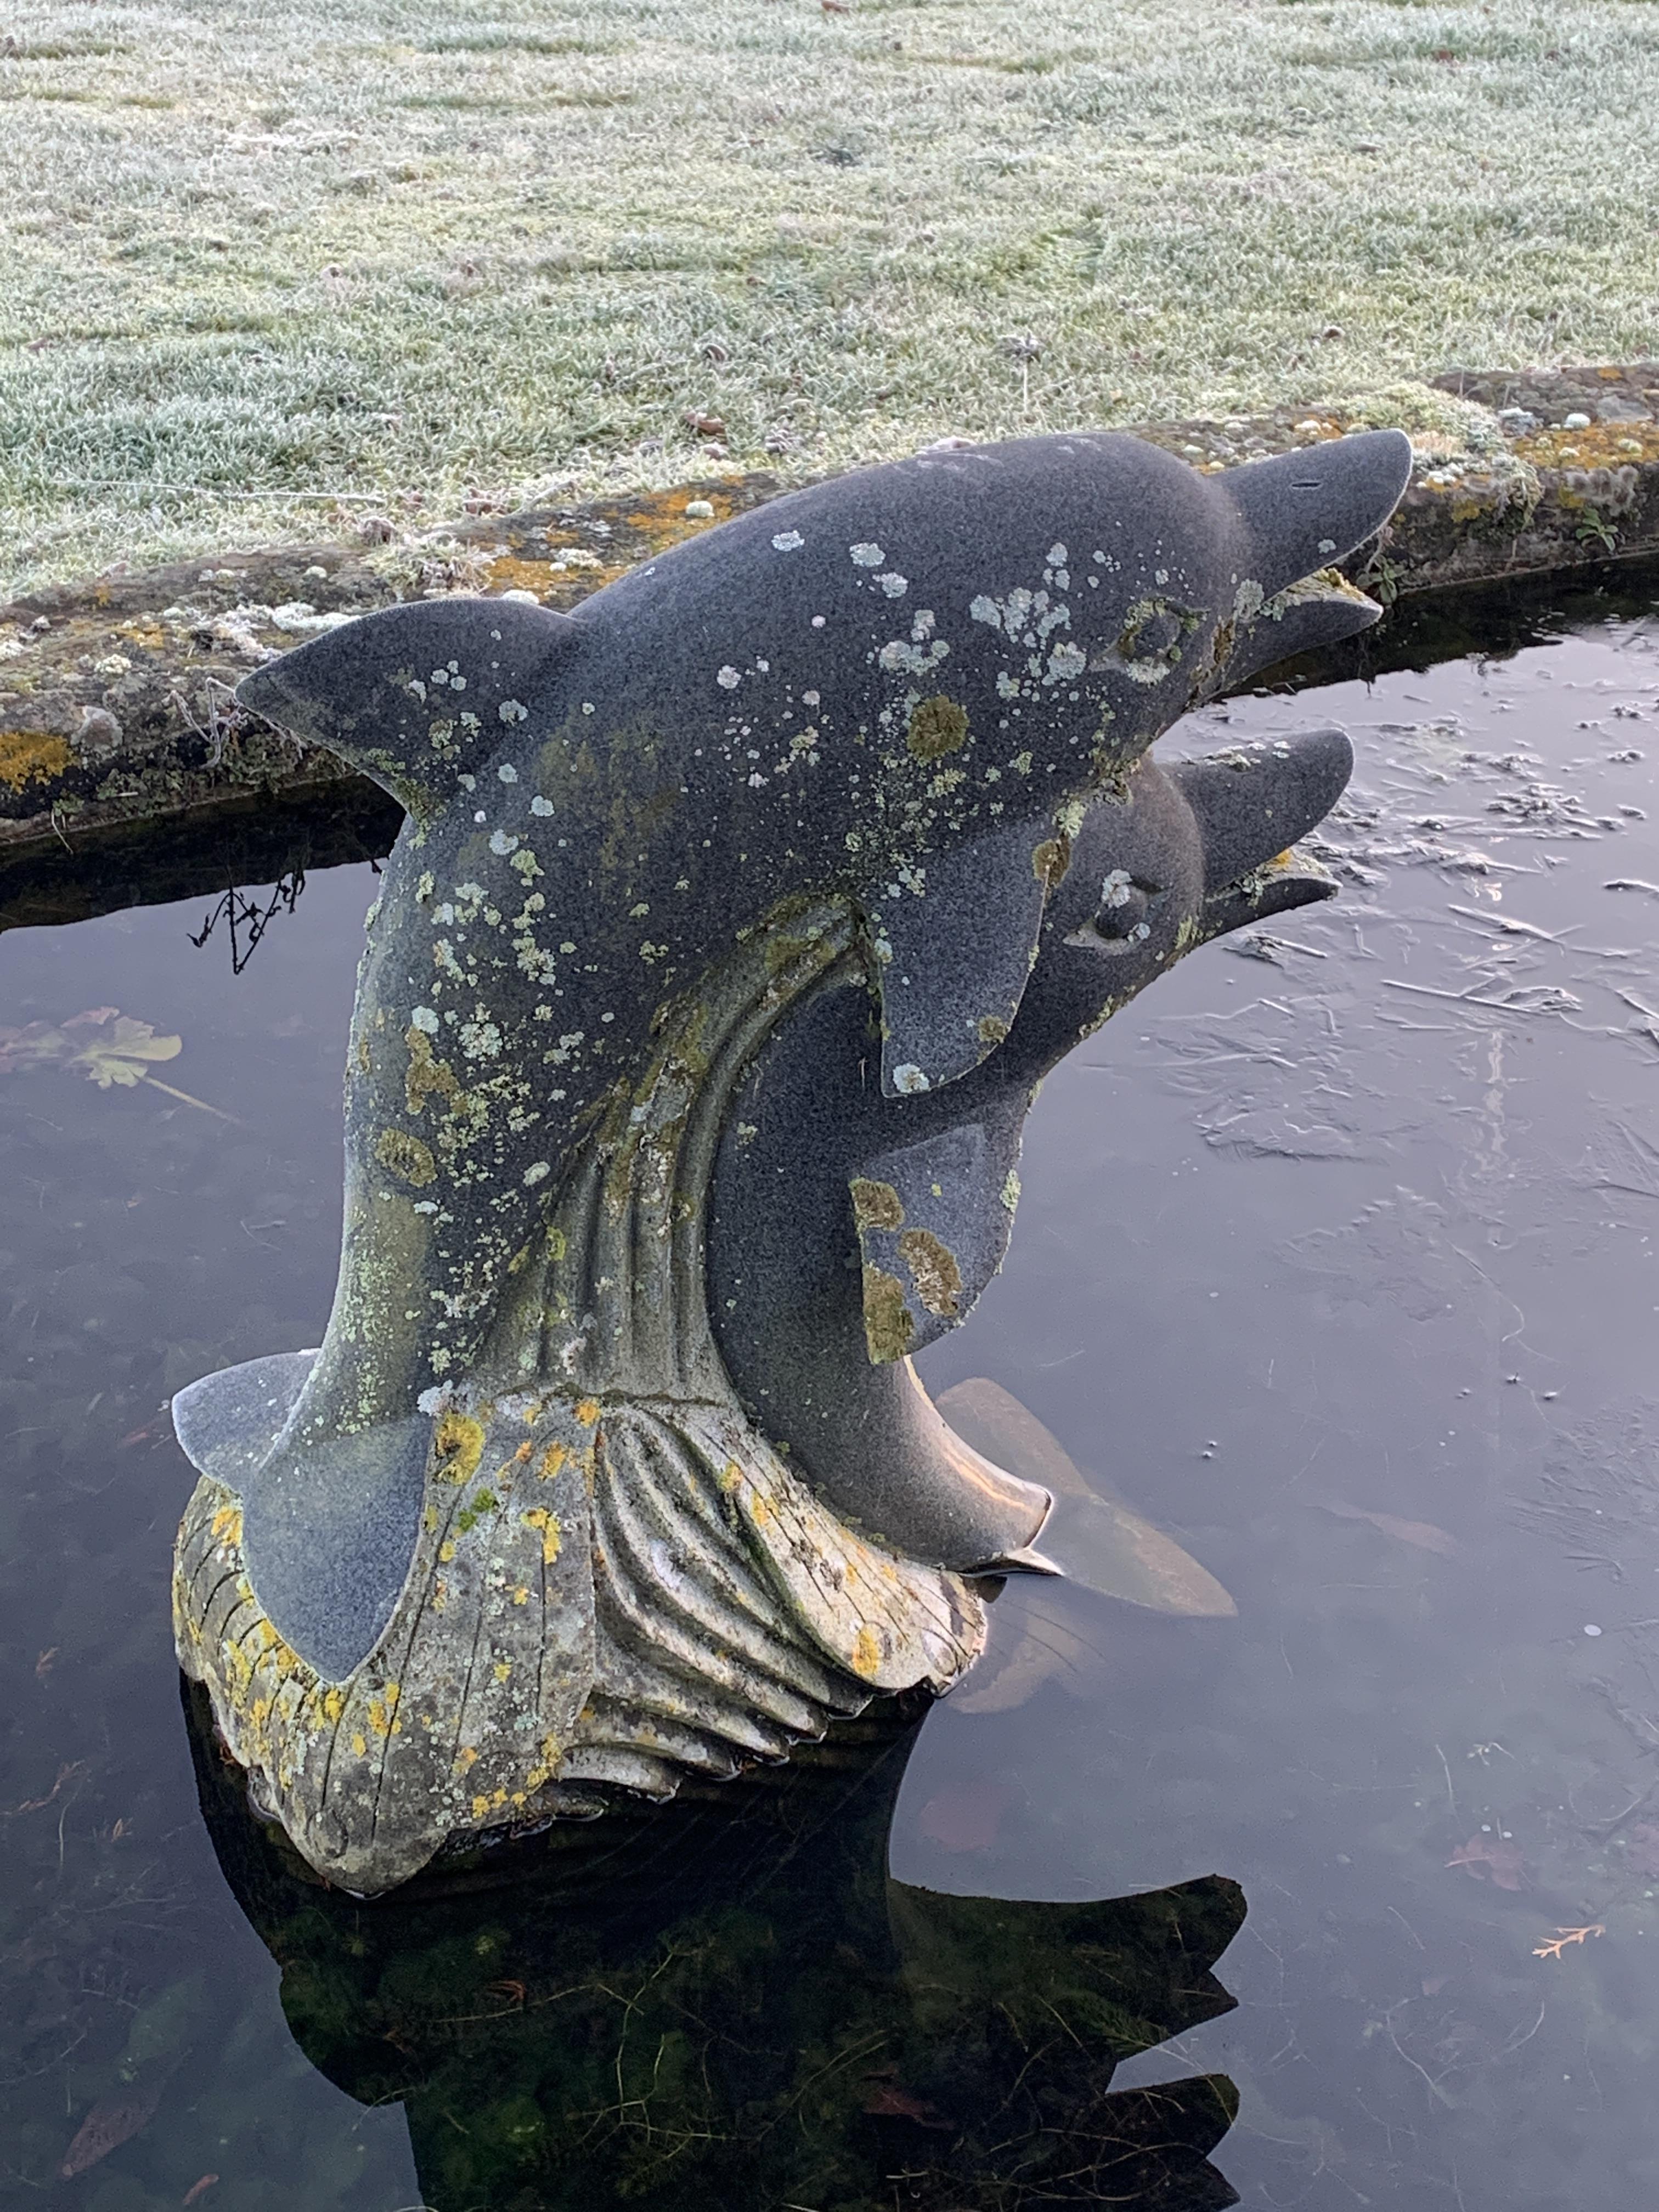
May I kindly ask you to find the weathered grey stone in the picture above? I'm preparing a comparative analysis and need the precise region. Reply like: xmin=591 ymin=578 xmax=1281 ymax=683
xmin=170 ymin=427 xmax=1409 ymax=1891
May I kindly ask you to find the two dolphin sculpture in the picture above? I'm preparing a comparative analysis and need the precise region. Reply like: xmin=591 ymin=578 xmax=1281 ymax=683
xmin=170 ymin=427 xmax=1411 ymax=1890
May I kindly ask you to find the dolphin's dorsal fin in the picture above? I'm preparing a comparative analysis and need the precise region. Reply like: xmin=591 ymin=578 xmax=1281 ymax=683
xmin=861 ymin=819 xmax=1057 ymax=1097
xmin=235 ymin=597 xmax=584 ymax=816
xmin=849 ymin=1116 xmax=1024 ymax=1364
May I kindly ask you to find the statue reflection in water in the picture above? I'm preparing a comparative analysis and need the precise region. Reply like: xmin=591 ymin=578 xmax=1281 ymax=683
xmin=187 ymin=1680 xmax=1246 ymax=2212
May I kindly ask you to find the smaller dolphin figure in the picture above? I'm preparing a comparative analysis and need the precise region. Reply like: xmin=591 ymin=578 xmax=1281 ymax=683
xmin=171 ymin=427 xmax=1410 ymax=1892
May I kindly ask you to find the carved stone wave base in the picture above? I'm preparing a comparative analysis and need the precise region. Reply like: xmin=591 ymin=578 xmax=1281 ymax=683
xmin=173 ymin=1384 xmax=983 ymax=1895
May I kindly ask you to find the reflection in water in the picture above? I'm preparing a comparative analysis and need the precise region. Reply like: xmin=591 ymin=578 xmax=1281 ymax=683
xmin=188 ymin=1682 xmax=1244 ymax=2211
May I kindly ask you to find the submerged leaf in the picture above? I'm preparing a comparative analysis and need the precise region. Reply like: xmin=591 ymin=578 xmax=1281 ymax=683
xmin=917 ymin=1781 xmax=1012 ymax=1853
xmin=60 ymin=2085 xmax=161 ymax=2177
xmin=0 ymin=1005 xmax=233 ymax=1118
xmin=1447 ymin=1834 xmax=1527 ymax=1890
xmin=1319 ymin=1499 xmax=1459 ymax=1555
xmin=935 ymin=1376 xmax=1237 ymax=1617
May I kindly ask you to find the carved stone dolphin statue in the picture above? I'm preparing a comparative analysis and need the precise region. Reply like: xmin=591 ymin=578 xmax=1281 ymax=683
xmin=168 ymin=428 xmax=1409 ymax=1888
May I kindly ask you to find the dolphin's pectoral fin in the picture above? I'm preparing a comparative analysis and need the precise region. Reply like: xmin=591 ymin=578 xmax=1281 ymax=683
xmin=172 ymin=1350 xmax=318 ymax=1489
xmin=235 ymin=597 xmax=585 ymax=816
xmin=862 ymin=822 xmax=1053 ymax=1098
xmin=850 ymin=1118 xmax=1025 ymax=1365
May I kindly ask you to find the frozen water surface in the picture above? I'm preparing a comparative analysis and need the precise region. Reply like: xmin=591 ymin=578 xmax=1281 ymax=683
xmin=5 ymin=581 xmax=1659 ymax=2205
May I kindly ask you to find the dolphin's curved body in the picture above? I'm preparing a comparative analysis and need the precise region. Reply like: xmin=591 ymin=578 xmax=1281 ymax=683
xmin=169 ymin=429 xmax=1410 ymax=1888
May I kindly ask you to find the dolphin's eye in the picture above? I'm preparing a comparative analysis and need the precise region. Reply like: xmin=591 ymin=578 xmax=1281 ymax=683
xmin=1064 ymin=872 xmax=1164 ymax=953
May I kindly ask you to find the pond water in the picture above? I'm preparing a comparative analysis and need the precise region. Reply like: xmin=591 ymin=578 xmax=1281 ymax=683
xmin=5 ymin=579 xmax=1659 ymax=2209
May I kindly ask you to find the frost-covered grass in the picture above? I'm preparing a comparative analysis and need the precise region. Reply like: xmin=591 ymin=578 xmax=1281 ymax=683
xmin=2 ymin=0 xmax=1657 ymax=595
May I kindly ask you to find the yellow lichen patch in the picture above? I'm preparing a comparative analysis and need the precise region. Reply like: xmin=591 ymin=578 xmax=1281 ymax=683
xmin=321 ymin=1688 xmax=346 ymax=1724
xmin=483 ymin=554 xmax=567 ymax=599
xmin=0 ymin=729 xmax=74 ymax=792
xmin=471 ymin=1792 xmax=491 ymax=1820
xmin=367 ymin=1685 xmax=400 ymax=1736
xmin=539 ymin=1440 xmax=568 ymax=1481
xmin=404 ymin=1024 xmax=461 ymax=1117
xmin=622 ymin=484 xmax=743 ymax=546
xmin=521 ymin=1505 xmax=562 ymax=1564
xmin=434 ymin=1407 xmax=485 ymax=1485
xmin=898 ymin=1227 xmax=963 ymax=1319
xmin=492 ymin=1659 xmax=512 ymax=1683
xmin=906 ymin=693 xmax=969 ymax=763
xmin=850 ymin=1176 xmax=905 ymax=1231
xmin=719 ymin=1459 xmax=744 ymax=1495
xmin=352 ymin=1731 xmax=368 ymax=1757
xmin=210 ymin=1503 xmax=244 ymax=1547
xmin=374 ymin=1125 xmax=437 ymax=1187
xmin=574 ymin=1397 xmax=601 ymax=1426
xmin=861 ymin=1265 xmax=916 ymax=1363
xmin=851 ymin=1627 xmax=883 ymax=1680
xmin=1516 ymin=422 xmax=1659 ymax=470
xmin=512 ymin=1584 xmax=530 ymax=1604
xmin=1031 ymin=833 xmax=1071 ymax=888
xmin=455 ymin=1743 xmax=479 ymax=1770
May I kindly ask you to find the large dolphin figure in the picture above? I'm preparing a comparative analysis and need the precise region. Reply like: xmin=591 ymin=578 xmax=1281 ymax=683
xmin=170 ymin=428 xmax=1410 ymax=1890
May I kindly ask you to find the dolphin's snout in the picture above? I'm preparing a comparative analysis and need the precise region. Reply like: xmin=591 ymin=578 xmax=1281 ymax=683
xmin=1171 ymin=724 xmax=1352 ymax=893
xmin=1168 ymin=724 xmax=1352 ymax=941
xmin=1204 ymin=427 xmax=1413 ymax=692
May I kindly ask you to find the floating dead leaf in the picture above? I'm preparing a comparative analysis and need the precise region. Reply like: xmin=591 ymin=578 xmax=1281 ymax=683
xmin=1318 ymin=1499 xmax=1458 ymax=1556
xmin=34 ymin=1646 xmax=56 ymax=1680
xmin=1447 ymin=1834 xmax=1527 ymax=1890
xmin=0 ymin=1006 xmax=234 ymax=1119
xmin=934 ymin=1376 xmax=1237 ymax=1616
xmin=182 ymin=2174 xmax=220 ymax=2205
xmin=61 ymin=1007 xmax=183 ymax=1087
xmin=917 ymin=1781 xmax=1011 ymax=1853
xmin=60 ymin=2085 xmax=162 ymax=2177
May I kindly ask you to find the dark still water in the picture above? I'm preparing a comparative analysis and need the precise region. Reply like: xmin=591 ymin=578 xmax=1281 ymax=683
xmin=4 ymin=586 xmax=1659 ymax=2209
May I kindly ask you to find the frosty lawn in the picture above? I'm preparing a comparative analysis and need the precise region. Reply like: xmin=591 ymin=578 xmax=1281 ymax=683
xmin=2 ymin=0 xmax=1657 ymax=597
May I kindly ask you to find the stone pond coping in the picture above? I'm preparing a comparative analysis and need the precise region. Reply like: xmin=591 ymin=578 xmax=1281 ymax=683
xmin=3 ymin=362 xmax=1657 ymax=899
